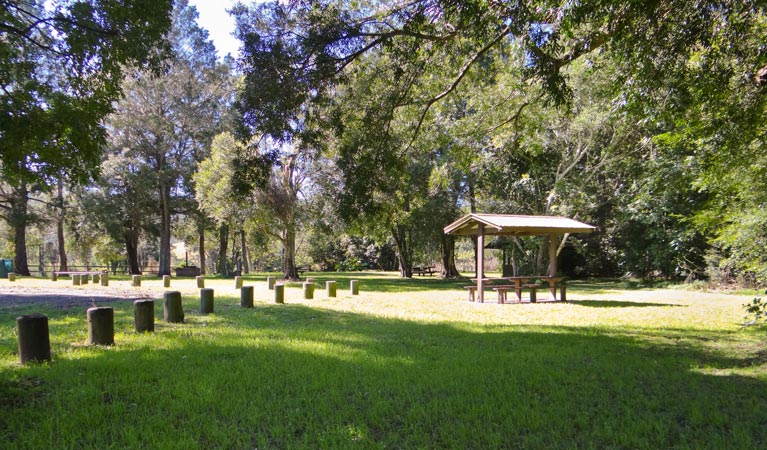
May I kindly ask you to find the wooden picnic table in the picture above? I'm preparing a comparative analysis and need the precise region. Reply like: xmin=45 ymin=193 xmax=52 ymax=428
xmin=467 ymin=276 xmax=566 ymax=303
xmin=505 ymin=276 xmax=566 ymax=301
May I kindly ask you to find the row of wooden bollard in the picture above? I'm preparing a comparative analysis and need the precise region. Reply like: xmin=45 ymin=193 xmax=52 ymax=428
xmin=15 ymin=279 xmax=361 ymax=364
xmin=16 ymin=290 xmax=188 ymax=364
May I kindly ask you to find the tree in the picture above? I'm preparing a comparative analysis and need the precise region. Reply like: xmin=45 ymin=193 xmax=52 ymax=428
xmin=77 ymin=152 xmax=158 ymax=274
xmin=106 ymin=0 xmax=232 ymax=276
xmin=0 ymin=0 xmax=173 ymax=183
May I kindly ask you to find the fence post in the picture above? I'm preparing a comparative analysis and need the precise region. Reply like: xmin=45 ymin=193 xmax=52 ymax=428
xmin=240 ymin=286 xmax=254 ymax=308
xmin=87 ymin=307 xmax=114 ymax=346
xmin=200 ymin=288 xmax=214 ymax=314
xmin=134 ymin=299 xmax=155 ymax=332
xmin=274 ymin=284 xmax=285 ymax=304
xmin=163 ymin=291 xmax=184 ymax=323
xmin=17 ymin=314 xmax=51 ymax=364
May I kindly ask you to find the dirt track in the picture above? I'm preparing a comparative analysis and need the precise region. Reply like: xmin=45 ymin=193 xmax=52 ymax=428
xmin=0 ymin=285 xmax=161 ymax=310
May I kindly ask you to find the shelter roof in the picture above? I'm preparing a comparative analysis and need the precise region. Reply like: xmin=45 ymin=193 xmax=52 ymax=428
xmin=444 ymin=213 xmax=596 ymax=237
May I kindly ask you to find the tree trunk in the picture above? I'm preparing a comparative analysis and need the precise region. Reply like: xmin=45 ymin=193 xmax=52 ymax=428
xmin=468 ymin=181 xmax=478 ymax=278
xmin=439 ymin=234 xmax=460 ymax=278
xmin=158 ymin=181 xmax=172 ymax=276
xmin=282 ymin=223 xmax=298 ymax=280
xmin=391 ymin=224 xmax=413 ymax=278
xmin=125 ymin=229 xmax=141 ymax=275
xmin=10 ymin=183 xmax=31 ymax=276
xmin=198 ymin=219 xmax=206 ymax=274
xmin=217 ymin=222 xmax=229 ymax=276
xmin=56 ymin=177 xmax=68 ymax=271
xmin=240 ymin=229 xmax=249 ymax=274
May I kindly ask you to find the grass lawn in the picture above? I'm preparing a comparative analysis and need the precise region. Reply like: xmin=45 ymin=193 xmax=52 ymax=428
xmin=1 ymin=272 xmax=766 ymax=449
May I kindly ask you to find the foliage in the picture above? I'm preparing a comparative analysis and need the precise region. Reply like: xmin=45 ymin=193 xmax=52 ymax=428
xmin=743 ymin=297 xmax=767 ymax=326
xmin=0 ymin=0 xmax=173 ymax=185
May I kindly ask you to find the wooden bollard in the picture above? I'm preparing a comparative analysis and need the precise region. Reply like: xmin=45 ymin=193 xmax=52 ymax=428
xmin=17 ymin=314 xmax=51 ymax=364
xmin=350 ymin=279 xmax=359 ymax=295
xmin=8 ymin=273 xmax=16 ymax=282
xmin=234 ymin=276 xmax=243 ymax=289
xmin=326 ymin=281 xmax=336 ymax=298
xmin=274 ymin=284 xmax=284 ymax=304
xmin=81 ymin=274 xmax=88 ymax=285
xmin=92 ymin=273 xmax=99 ymax=284
xmin=72 ymin=274 xmax=81 ymax=286
xmin=133 ymin=299 xmax=155 ymax=332
xmin=131 ymin=274 xmax=141 ymax=287
xmin=87 ymin=307 xmax=114 ymax=346
xmin=240 ymin=286 xmax=254 ymax=308
xmin=163 ymin=275 xmax=171 ymax=288
xmin=267 ymin=276 xmax=275 ymax=290
xmin=50 ymin=272 xmax=57 ymax=282
xmin=303 ymin=282 xmax=314 ymax=300
xmin=101 ymin=272 xmax=109 ymax=286
xmin=163 ymin=291 xmax=184 ymax=323
xmin=200 ymin=288 xmax=214 ymax=314
xmin=196 ymin=276 xmax=205 ymax=288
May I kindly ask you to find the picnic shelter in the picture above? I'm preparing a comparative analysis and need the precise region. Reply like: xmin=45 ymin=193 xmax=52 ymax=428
xmin=444 ymin=213 xmax=596 ymax=302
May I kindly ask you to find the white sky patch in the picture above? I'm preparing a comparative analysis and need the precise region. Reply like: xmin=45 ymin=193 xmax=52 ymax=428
xmin=187 ymin=0 xmax=241 ymax=59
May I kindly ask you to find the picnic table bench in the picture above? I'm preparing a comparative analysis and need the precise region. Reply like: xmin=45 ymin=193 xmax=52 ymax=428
xmin=466 ymin=276 xmax=566 ymax=303
xmin=413 ymin=266 xmax=436 ymax=276
xmin=54 ymin=270 xmax=107 ymax=277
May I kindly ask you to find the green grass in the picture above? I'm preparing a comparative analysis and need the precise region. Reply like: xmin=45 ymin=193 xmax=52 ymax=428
xmin=1 ymin=273 xmax=766 ymax=449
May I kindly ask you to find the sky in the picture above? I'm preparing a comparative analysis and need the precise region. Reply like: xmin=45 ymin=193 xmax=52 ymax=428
xmin=187 ymin=0 xmax=241 ymax=59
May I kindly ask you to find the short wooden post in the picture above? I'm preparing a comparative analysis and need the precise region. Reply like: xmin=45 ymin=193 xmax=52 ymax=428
xmin=133 ymin=299 xmax=155 ymax=332
xmin=234 ymin=276 xmax=243 ymax=289
xmin=530 ymin=288 xmax=537 ymax=303
xmin=131 ymin=274 xmax=141 ymax=287
xmin=196 ymin=276 xmax=204 ymax=288
xmin=163 ymin=275 xmax=171 ymax=288
xmin=80 ymin=274 xmax=88 ymax=285
xmin=326 ymin=281 xmax=336 ymax=298
xmin=267 ymin=276 xmax=275 ymax=290
xmin=163 ymin=291 xmax=184 ymax=323
xmin=17 ymin=314 xmax=51 ymax=364
xmin=50 ymin=272 xmax=57 ymax=282
xmin=240 ymin=286 xmax=254 ymax=308
xmin=560 ymin=284 xmax=567 ymax=302
xmin=87 ymin=307 xmax=114 ymax=346
xmin=72 ymin=274 xmax=81 ymax=286
xmin=101 ymin=272 xmax=109 ymax=286
xmin=8 ymin=273 xmax=16 ymax=282
xmin=350 ymin=279 xmax=359 ymax=295
xmin=92 ymin=273 xmax=100 ymax=284
xmin=274 ymin=284 xmax=284 ymax=304
xmin=305 ymin=277 xmax=314 ymax=284
xmin=303 ymin=282 xmax=314 ymax=300
xmin=200 ymin=288 xmax=214 ymax=314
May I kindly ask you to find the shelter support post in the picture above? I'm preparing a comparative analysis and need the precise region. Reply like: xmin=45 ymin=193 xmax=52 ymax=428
xmin=548 ymin=234 xmax=557 ymax=299
xmin=477 ymin=224 xmax=485 ymax=303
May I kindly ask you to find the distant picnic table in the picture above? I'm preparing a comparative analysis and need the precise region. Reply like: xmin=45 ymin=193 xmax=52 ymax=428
xmin=412 ymin=266 xmax=436 ymax=276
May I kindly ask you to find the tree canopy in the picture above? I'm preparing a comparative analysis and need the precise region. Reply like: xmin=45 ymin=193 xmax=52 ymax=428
xmin=0 ymin=0 xmax=173 ymax=185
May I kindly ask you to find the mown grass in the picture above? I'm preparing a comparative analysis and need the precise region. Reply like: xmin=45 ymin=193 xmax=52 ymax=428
xmin=1 ymin=272 xmax=766 ymax=449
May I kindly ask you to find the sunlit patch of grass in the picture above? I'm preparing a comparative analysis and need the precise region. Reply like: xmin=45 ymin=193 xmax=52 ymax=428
xmin=1 ymin=274 xmax=766 ymax=449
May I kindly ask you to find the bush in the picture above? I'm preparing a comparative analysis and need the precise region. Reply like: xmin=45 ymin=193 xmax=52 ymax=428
xmin=742 ymin=297 xmax=767 ymax=325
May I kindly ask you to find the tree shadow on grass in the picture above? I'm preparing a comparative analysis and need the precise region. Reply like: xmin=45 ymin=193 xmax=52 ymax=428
xmin=568 ymin=299 xmax=686 ymax=308
xmin=2 ymin=303 xmax=766 ymax=449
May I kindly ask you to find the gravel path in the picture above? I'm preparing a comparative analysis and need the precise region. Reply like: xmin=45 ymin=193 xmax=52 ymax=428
xmin=0 ymin=286 xmax=161 ymax=310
